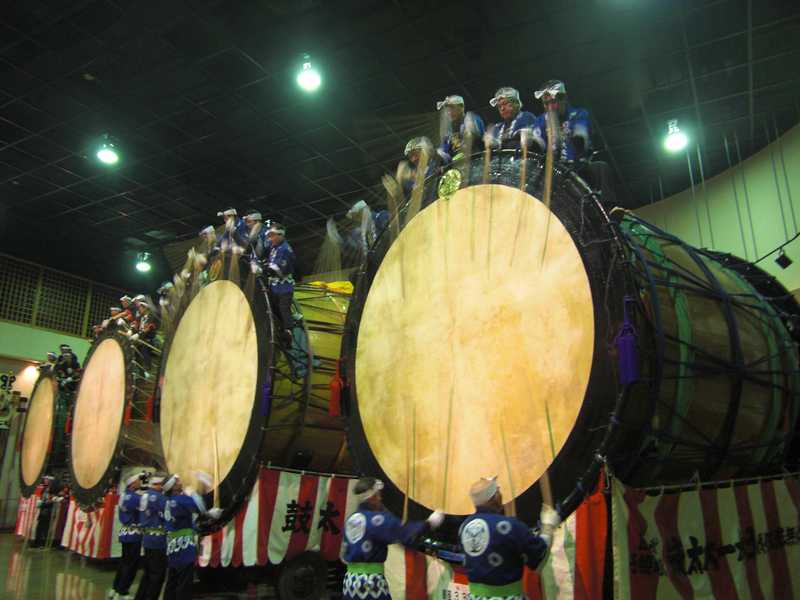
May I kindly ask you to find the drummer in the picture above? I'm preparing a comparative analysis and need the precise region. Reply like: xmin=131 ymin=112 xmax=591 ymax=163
xmin=216 ymin=207 xmax=248 ymax=252
xmin=265 ymin=221 xmax=296 ymax=347
xmin=135 ymin=474 xmax=167 ymax=600
xmin=458 ymin=476 xmax=561 ymax=600
xmin=243 ymin=210 xmax=269 ymax=261
xmin=531 ymin=79 xmax=617 ymax=205
xmin=343 ymin=477 xmax=444 ymax=600
xmin=162 ymin=473 xmax=222 ymax=600
xmin=399 ymin=136 xmax=441 ymax=198
xmin=437 ymin=94 xmax=485 ymax=164
xmin=488 ymin=87 xmax=536 ymax=149
xmin=55 ymin=344 xmax=80 ymax=392
xmin=110 ymin=471 xmax=148 ymax=600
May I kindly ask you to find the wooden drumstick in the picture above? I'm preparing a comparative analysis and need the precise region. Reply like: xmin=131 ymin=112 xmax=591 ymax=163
xmin=405 ymin=148 xmax=430 ymax=227
xmin=499 ymin=418 xmax=516 ymax=518
xmin=212 ymin=426 xmax=220 ymax=509
xmin=508 ymin=131 xmax=530 ymax=266
xmin=540 ymin=107 xmax=558 ymax=268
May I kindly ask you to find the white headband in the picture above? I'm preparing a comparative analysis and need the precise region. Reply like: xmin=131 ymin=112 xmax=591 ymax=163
xmin=469 ymin=476 xmax=499 ymax=507
xmin=355 ymin=479 xmax=384 ymax=503
xmin=162 ymin=474 xmax=180 ymax=493
xmin=534 ymin=80 xmax=566 ymax=100
xmin=436 ymin=95 xmax=464 ymax=110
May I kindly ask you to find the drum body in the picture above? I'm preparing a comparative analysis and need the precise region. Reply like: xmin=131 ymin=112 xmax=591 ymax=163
xmin=19 ymin=372 xmax=69 ymax=496
xmin=342 ymin=150 xmax=800 ymax=522
xmin=68 ymin=331 xmax=161 ymax=505
xmin=159 ymin=257 xmax=351 ymax=520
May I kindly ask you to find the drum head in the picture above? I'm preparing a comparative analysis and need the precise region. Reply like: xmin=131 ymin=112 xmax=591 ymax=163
xmin=20 ymin=373 xmax=57 ymax=495
xmin=354 ymin=184 xmax=595 ymax=514
xmin=71 ymin=336 xmax=127 ymax=492
xmin=160 ymin=279 xmax=264 ymax=495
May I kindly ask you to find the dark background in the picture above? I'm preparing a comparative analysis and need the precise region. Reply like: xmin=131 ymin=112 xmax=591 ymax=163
xmin=1 ymin=0 xmax=798 ymax=290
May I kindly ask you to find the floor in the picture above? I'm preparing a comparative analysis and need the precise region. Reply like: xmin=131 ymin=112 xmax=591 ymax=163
xmin=0 ymin=534 xmax=280 ymax=599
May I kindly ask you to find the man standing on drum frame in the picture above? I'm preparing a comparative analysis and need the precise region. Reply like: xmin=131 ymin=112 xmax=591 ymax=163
xmin=488 ymin=87 xmax=537 ymax=149
xmin=531 ymin=79 xmax=617 ymax=207
xmin=343 ymin=477 xmax=445 ymax=600
xmin=436 ymin=94 xmax=485 ymax=164
xmin=459 ymin=476 xmax=561 ymax=600
xmin=264 ymin=221 xmax=297 ymax=348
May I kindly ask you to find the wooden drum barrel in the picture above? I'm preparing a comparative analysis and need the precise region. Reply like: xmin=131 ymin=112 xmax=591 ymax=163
xmin=69 ymin=331 xmax=161 ymax=505
xmin=19 ymin=372 xmax=64 ymax=496
xmin=342 ymin=150 xmax=800 ymax=522
xmin=158 ymin=264 xmax=352 ymax=520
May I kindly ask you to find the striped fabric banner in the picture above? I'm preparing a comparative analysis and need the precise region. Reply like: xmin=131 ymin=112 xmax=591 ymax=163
xmin=384 ymin=485 xmax=608 ymax=599
xmin=612 ymin=476 xmax=800 ymax=599
xmin=60 ymin=491 xmax=120 ymax=559
xmin=198 ymin=466 xmax=357 ymax=568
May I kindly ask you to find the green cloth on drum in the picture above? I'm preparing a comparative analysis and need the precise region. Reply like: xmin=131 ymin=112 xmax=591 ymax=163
xmin=469 ymin=579 xmax=523 ymax=598
xmin=346 ymin=562 xmax=385 ymax=575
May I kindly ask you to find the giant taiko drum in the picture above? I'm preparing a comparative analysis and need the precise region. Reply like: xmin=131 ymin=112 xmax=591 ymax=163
xmin=19 ymin=371 xmax=69 ymax=496
xmin=69 ymin=330 xmax=162 ymax=505
xmin=158 ymin=261 xmax=352 ymax=521
xmin=342 ymin=150 xmax=800 ymax=523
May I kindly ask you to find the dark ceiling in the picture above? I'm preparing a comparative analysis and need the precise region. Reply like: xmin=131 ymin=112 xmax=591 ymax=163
xmin=1 ymin=0 xmax=799 ymax=290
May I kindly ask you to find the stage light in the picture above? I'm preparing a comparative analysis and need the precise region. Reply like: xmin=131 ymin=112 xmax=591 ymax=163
xmin=664 ymin=119 xmax=688 ymax=153
xmin=297 ymin=55 xmax=321 ymax=92
xmin=96 ymin=134 xmax=120 ymax=165
xmin=775 ymin=249 xmax=792 ymax=270
xmin=136 ymin=252 xmax=152 ymax=273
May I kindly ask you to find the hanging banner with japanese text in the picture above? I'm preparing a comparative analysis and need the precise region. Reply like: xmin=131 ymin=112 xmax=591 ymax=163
xmin=612 ymin=475 xmax=800 ymax=599
xmin=198 ymin=466 xmax=357 ymax=567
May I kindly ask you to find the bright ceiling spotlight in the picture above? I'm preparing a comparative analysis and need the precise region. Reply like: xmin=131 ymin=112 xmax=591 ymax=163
xmin=663 ymin=119 xmax=688 ymax=153
xmin=135 ymin=252 xmax=152 ymax=273
xmin=297 ymin=55 xmax=321 ymax=92
xmin=96 ymin=134 xmax=120 ymax=165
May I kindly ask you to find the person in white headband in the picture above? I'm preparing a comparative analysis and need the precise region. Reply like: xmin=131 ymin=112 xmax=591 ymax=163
xmin=342 ymin=477 xmax=444 ymax=600
xmin=487 ymin=87 xmax=536 ymax=149
xmin=135 ymin=474 xmax=168 ymax=600
xmin=436 ymin=94 xmax=485 ymax=164
xmin=262 ymin=220 xmax=297 ymax=348
xmin=162 ymin=472 xmax=222 ymax=599
xmin=458 ymin=476 xmax=561 ymax=600
xmin=109 ymin=471 xmax=149 ymax=600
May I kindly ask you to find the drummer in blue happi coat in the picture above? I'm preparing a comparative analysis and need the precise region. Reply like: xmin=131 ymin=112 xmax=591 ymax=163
xmin=133 ymin=475 xmax=167 ymax=600
xmin=343 ymin=477 xmax=445 ymax=600
xmin=265 ymin=221 xmax=296 ymax=346
xmin=459 ymin=476 xmax=561 ymax=600
xmin=108 ymin=471 xmax=148 ymax=600
xmin=488 ymin=87 xmax=536 ymax=149
xmin=162 ymin=473 xmax=222 ymax=600
xmin=437 ymin=94 xmax=485 ymax=164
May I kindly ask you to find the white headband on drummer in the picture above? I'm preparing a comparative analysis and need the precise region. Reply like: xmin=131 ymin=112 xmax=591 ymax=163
xmin=469 ymin=476 xmax=499 ymax=507
xmin=162 ymin=474 xmax=180 ymax=493
xmin=355 ymin=479 xmax=384 ymax=503
xmin=436 ymin=95 xmax=464 ymax=110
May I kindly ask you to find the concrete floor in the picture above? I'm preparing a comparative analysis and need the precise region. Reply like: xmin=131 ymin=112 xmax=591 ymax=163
xmin=0 ymin=533 xmax=279 ymax=599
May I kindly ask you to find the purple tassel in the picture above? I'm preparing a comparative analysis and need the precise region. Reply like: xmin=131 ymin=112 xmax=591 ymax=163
xmin=615 ymin=296 xmax=639 ymax=386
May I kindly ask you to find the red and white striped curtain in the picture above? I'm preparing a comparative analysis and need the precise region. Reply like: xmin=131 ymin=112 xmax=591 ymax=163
xmin=612 ymin=475 xmax=800 ymax=599
xmin=60 ymin=490 xmax=119 ymax=559
xmin=198 ymin=466 xmax=358 ymax=567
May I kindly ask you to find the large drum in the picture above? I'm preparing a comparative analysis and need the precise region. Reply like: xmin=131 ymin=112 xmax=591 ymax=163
xmin=342 ymin=150 xmax=800 ymax=523
xmin=19 ymin=371 xmax=70 ymax=496
xmin=69 ymin=331 xmax=162 ymax=505
xmin=159 ymin=262 xmax=352 ymax=520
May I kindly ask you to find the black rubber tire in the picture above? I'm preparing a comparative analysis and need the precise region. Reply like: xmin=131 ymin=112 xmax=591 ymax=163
xmin=277 ymin=552 xmax=329 ymax=600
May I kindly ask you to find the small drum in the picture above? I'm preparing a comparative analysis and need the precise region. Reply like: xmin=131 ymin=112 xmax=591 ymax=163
xmin=159 ymin=258 xmax=352 ymax=521
xmin=68 ymin=331 xmax=162 ymax=505
xmin=19 ymin=371 xmax=70 ymax=496
xmin=342 ymin=149 xmax=800 ymax=522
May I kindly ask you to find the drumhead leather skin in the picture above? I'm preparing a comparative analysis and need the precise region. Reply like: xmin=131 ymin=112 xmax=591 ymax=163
xmin=160 ymin=279 xmax=259 ymax=491
xmin=355 ymin=184 xmax=595 ymax=515
xmin=21 ymin=375 xmax=57 ymax=488
xmin=71 ymin=337 xmax=127 ymax=489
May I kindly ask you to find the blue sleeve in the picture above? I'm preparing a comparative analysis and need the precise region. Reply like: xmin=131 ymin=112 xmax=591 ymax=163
xmin=374 ymin=210 xmax=390 ymax=233
xmin=519 ymin=111 xmax=536 ymax=130
xmin=467 ymin=112 xmax=485 ymax=138
xmin=373 ymin=512 xmax=427 ymax=546
xmin=439 ymin=137 xmax=453 ymax=164
xmin=515 ymin=520 xmax=549 ymax=571
xmin=532 ymin=114 xmax=547 ymax=150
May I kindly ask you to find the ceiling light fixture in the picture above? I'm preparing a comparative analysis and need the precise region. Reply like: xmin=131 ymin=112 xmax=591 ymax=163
xmin=663 ymin=119 xmax=688 ymax=153
xmin=96 ymin=134 xmax=120 ymax=165
xmin=297 ymin=55 xmax=321 ymax=92
xmin=135 ymin=252 xmax=152 ymax=273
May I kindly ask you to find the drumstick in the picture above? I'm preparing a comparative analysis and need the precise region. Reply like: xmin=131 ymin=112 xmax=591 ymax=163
xmin=382 ymin=174 xmax=401 ymax=243
xmin=508 ymin=132 xmax=530 ymax=266
xmin=539 ymin=107 xmax=558 ymax=268
xmin=212 ymin=426 xmax=220 ymax=509
xmin=499 ymin=418 xmax=516 ymax=518
xmin=405 ymin=148 xmax=429 ymax=227
xmin=481 ymin=129 xmax=493 ymax=185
